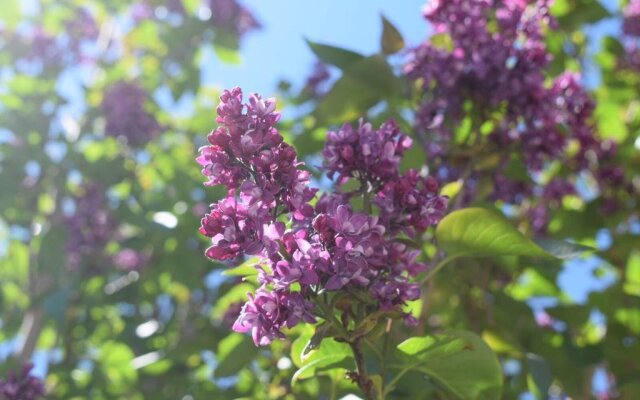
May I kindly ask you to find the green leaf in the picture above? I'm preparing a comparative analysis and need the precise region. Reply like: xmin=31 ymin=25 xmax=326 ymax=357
xmin=292 ymin=338 xmax=353 ymax=384
xmin=596 ymin=100 xmax=628 ymax=141
xmin=314 ymin=55 xmax=401 ymax=124
xmin=380 ymin=15 xmax=404 ymax=55
xmin=435 ymin=208 xmax=550 ymax=258
xmin=0 ymin=1 xmax=22 ymax=28
xmin=533 ymin=238 xmax=593 ymax=259
xmin=526 ymin=353 xmax=552 ymax=399
xmin=222 ymin=257 xmax=261 ymax=277
xmin=556 ymin=0 xmax=610 ymax=30
xmin=37 ymin=225 xmax=68 ymax=278
xmin=214 ymin=45 xmax=242 ymax=65
xmin=624 ymin=251 xmax=640 ymax=297
xmin=305 ymin=40 xmax=365 ymax=70
xmin=42 ymin=285 xmax=73 ymax=325
xmin=395 ymin=331 xmax=502 ymax=400
xmin=214 ymin=333 xmax=259 ymax=378
xmin=99 ymin=341 xmax=137 ymax=393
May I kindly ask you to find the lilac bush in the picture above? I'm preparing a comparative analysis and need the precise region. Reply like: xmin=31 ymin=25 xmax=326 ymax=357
xmin=197 ymin=88 xmax=447 ymax=346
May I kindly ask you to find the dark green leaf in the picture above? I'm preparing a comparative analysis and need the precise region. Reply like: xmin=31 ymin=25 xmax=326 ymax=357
xmin=314 ymin=55 xmax=401 ymax=124
xmin=526 ymin=353 xmax=552 ymax=399
xmin=306 ymin=40 xmax=365 ymax=70
xmin=396 ymin=330 xmax=503 ymax=400
xmin=214 ymin=333 xmax=259 ymax=378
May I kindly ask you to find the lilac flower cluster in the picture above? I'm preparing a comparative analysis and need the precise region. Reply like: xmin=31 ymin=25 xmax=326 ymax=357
xmin=623 ymin=1 xmax=640 ymax=70
xmin=0 ymin=364 xmax=45 ymax=400
xmin=208 ymin=0 xmax=261 ymax=39
xmin=65 ymin=183 xmax=149 ymax=273
xmin=624 ymin=0 xmax=640 ymax=37
xmin=64 ymin=183 xmax=116 ymax=271
xmin=198 ymin=88 xmax=447 ymax=345
xmin=0 ymin=28 xmax=64 ymax=74
xmin=66 ymin=7 xmax=99 ymax=59
xmin=405 ymin=0 xmax=559 ymax=169
xmin=406 ymin=0 xmax=629 ymax=225
xmin=101 ymin=81 xmax=161 ymax=147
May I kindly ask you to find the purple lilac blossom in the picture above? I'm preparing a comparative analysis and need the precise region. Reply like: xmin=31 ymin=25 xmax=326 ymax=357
xmin=64 ymin=183 xmax=116 ymax=271
xmin=101 ymin=81 xmax=161 ymax=146
xmin=0 ymin=364 xmax=45 ymax=400
xmin=406 ymin=0 xmax=628 ymax=218
xmin=198 ymin=88 xmax=447 ymax=346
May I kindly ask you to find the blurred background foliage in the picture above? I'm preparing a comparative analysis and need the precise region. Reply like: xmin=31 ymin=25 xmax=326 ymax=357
xmin=0 ymin=0 xmax=639 ymax=399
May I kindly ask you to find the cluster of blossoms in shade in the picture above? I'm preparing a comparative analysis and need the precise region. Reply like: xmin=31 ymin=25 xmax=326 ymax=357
xmin=64 ymin=182 xmax=148 ymax=273
xmin=405 ymin=0 xmax=631 ymax=231
xmin=101 ymin=81 xmax=162 ymax=147
xmin=0 ymin=364 xmax=45 ymax=400
xmin=197 ymin=88 xmax=447 ymax=345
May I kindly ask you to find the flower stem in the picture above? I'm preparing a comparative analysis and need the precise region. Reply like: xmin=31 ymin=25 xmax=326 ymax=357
xmin=350 ymin=338 xmax=377 ymax=400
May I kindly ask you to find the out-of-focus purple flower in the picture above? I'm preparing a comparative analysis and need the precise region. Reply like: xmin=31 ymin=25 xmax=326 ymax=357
xmin=209 ymin=0 xmax=260 ymax=39
xmin=64 ymin=183 xmax=116 ymax=271
xmin=131 ymin=3 xmax=154 ymax=22
xmin=222 ymin=301 xmax=244 ymax=327
xmin=112 ymin=248 xmax=148 ymax=271
xmin=101 ymin=81 xmax=161 ymax=146
xmin=167 ymin=0 xmax=186 ymax=16
xmin=0 ymin=364 xmax=45 ymax=400
xmin=25 ymin=29 xmax=62 ymax=68
xmin=303 ymin=61 xmax=331 ymax=98
xmin=67 ymin=8 xmax=99 ymax=52
xmin=624 ymin=0 xmax=640 ymax=36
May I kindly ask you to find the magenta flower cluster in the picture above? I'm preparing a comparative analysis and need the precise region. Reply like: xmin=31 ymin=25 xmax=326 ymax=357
xmin=198 ymin=88 xmax=447 ymax=345
xmin=101 ymin=81 xmax=161 ymax=147
xmin=405 ymin=0 xmax=628 ymax=227
xmin=0 ymin=364 xmax=45 ymax=400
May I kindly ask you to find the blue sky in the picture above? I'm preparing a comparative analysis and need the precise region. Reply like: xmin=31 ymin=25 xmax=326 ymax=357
xmin=201 ymin=0 xmax=428 ymax=96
